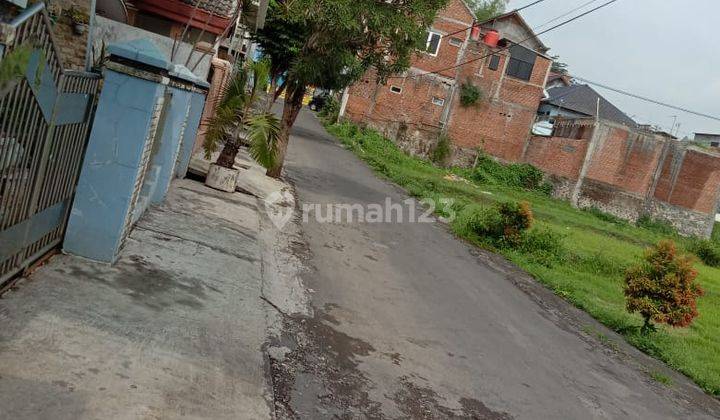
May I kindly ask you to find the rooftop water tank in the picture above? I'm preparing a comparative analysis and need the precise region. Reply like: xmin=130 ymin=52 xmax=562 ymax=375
xmin=484 ymin=30 xmax=500 ymax=48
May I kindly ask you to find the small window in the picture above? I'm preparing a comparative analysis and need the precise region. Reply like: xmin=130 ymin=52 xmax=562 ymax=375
xmin=712 ymin=141 xmax=720 ymax=147
xmin=425 ymin=31 xmax=442 ymax=56
xmin=431 ymin=97 xmax=445 ymax=106
xmin=390 ymin=85 xmax=402 ymax=94
xmin=488 ymin=55 xmax=500 ymax=71
xmin=448 ymin=37 xmax=463 ymax=47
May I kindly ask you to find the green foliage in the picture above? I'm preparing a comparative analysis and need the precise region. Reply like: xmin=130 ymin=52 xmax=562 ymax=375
xmin=455 ymin=201 xmax=533 ymax=247
xmin=650 ymin=371 xmax=673 ymax=386
xmin=254 ymin=0 xmax=446 ymax=90
xmin=247 ymin=113 xmax=282 ymax=169
xmin=318 ymin=96 xmax=340 ymax=123
xmin=519 ymin=227 xmax=567 ymax=267
xmin=457 ymin=152 xmax=551 ymax=194
xmin=624 ymin=240 xmax=703 ymax=332
xmin=0 ymin=45 xmax=33 ymax=98
xmin=469 ymin=0 xmax=508 ymax=22
xmin=583 ymin=207 xmax=627 ymax=226
xmin=459 ymin=81 xmax=483 ymax=107
xmin=204 ymin=60 xmax=280 ymax=169
xmin=636 ymin=215 xmax=676 ymax=236
xmin=550 ymin=55 xmax=569 ymax=76
xmin=430 ymin=135 xmax=452 ymax=165
xmin=712 ymin=223 xmax=720 ymax=244
xmin=689 ymin=239 xmax=720 ymax=268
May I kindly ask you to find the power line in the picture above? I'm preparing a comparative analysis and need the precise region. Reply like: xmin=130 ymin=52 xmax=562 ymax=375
xmin=440 ymin=0 xmax=550 ymax=40
xmin=534 ymin=0 xmax=602 ymax=30
xmin=573 ymin=76 xmax=720 ymax=123
xmin=389 ymin=0 xmax=620 ymax=79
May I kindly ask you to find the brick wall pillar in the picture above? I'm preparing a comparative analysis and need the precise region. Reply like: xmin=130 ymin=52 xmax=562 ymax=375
xmin=571 ymin=121 xmax=601 ymax=207
xmin=192 ymin=57 xmax=233 ymax=156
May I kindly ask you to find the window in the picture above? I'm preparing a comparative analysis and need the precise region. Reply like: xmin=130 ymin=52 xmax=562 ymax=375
xmin=390 ymin=85 xmax=402 ymax=94
xmin=431 ymin=97 xmax=445 ymax=106
xmin=448 ymin=37 xmax=463 ymax=47
xmin=505 ymin=44 xmax=536 ymax=81
xmin=712 ymin=141 xmax=720 ymax=147
xmin=424 ymin=31 xmax=442 ymax=56
xmin=488 ymin=55 xmax=500 ymax=71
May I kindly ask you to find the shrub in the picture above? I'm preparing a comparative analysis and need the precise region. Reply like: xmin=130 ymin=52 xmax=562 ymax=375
xmin=457 ymin=201 xmax=533 ymax=247
xmin=712 ymin=222 xmax=720 ymax=244
xmin=459 ymin=81 xmax=483 ymax=107
xmin=636 ymin=215 xmax=676 ymax=236
xmin=519 ymin=228 xmax=567 ymax=267
xmin=319 ymin=96 xmax=340 ymax=123
xmin=624 ymin=240 xmax=704 ymax=333
xmin=689 ymin=239 xmax=720 ymax=267
xmin=430 ymin=135 xmax=451 ymax=165
xmin=466 ymin=153 xmax=551 ymax=194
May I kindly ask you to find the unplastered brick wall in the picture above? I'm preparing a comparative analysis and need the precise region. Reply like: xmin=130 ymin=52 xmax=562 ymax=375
xmin=584 ymin=124 xmax=666 ymax=195
xmin=46 ymin=0 xmax=90 ymax=70
xmin=524 ymin=136 xmax=588 ymax=180
xmin=533 ymin=120 xmax=720 ymax=237
xmin=654 ymin=147 xmax=720 ymax=214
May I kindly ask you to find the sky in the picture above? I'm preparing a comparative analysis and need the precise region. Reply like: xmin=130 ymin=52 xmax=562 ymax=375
xmin=506 ymin=0 xmax=720 ymax=138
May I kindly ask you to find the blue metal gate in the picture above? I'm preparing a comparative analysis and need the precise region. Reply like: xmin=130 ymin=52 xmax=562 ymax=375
xmin=0 ymin=3 xmax=101 ymax=286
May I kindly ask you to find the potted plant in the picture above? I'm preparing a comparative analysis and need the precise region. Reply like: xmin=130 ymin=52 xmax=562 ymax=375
xmin=67 ymin=7 xmax=89 ymax=36
xmin=203 ymin=60 xmax=280 ymax=192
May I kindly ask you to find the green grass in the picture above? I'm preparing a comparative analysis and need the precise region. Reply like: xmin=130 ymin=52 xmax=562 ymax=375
xmin=650 ymin=371 xmax=674 ymax=386
xmin=326 ymin=122 xmax=720 ymax=395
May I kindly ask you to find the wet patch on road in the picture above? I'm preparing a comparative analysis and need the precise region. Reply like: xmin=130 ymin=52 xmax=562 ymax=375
xmin=268 ymin=304 xmax=511 ymax=419
xmin=391 ymin=376 xmax=512 ymax=419
xmin=268 ymin=307 xmax=383 ymax=419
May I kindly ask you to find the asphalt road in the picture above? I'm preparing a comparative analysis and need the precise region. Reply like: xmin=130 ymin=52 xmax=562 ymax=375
xmin=270 ymin=109 xmax=720 ymax=419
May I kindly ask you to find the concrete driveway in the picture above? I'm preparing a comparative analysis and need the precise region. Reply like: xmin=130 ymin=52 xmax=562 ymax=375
xmin=268 ymin=109 xmax=720 ymax=419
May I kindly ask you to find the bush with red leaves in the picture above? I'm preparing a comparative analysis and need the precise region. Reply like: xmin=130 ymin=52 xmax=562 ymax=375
xmin=624 ymin=240 xmax=704 ymax=333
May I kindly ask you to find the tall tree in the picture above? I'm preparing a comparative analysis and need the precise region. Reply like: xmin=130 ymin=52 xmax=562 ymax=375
xmin=550 ymin=54 xmax=570 ymax=75
xmin=468 ymin=0 xmax=508 ymax=22
xmin=254 ymin=0 xmax=448 ymax=178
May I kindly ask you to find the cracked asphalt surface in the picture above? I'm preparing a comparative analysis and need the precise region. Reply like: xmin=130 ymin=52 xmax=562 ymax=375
xmin=268 ymin=109 xmax=720 ymax=419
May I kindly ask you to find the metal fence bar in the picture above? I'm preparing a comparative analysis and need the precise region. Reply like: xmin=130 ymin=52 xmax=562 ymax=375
xmin=0 ymin=3 xmax=101 ymax=284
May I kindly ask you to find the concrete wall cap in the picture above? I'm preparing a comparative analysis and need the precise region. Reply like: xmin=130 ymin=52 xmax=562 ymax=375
xmin=107 ymin=38 xmax=171 ymax=71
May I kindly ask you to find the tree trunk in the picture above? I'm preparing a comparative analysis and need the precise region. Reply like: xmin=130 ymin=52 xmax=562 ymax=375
xmin=266 ymin=75 xmax=279 ymax=112
xmin=216 ymin=141 xmax=239 ymax=169
xmin=266 ymin=85 xmax=306 ymax=178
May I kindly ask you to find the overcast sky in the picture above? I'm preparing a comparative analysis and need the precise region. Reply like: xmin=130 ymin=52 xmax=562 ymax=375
xmin=506 ymin=0 xmax=720 ymax=138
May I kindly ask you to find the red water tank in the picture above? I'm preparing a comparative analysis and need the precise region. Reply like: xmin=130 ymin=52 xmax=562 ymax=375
xmin=470 ymin=25 xmax=481 ymax=41
xmin=484 ymin=30 xmax=500 ymax=48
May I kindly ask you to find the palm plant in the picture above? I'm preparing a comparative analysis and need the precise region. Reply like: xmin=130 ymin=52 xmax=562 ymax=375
xmin=204 ymin=60 xmax=281 ymax=170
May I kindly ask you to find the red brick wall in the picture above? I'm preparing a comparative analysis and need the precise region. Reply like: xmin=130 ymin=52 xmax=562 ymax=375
xmin=585 ymin=126 xmax=665 ymax=196
xmin=654 ymin=149 xmax=720 ymax=214
xmin=445 ymin=47 xmax=550 ymax=162
xmin=411 ymin=0 xmax=474 ymax=79
xmin=345 ymin=74 xmax=449 ymax=130
xmin=524 ymin=136 xmax=588 ymax=180
xmin=447 ymin=100 xmax=536 ymax=161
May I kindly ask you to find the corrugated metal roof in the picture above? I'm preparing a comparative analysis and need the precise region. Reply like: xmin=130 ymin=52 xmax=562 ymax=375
xmin=545 ymin=84 xmax=636 ymax=127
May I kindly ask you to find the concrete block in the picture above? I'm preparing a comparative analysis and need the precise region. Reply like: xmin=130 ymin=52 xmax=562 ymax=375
xmin=206 ymin=164 xmax=240 ymax=192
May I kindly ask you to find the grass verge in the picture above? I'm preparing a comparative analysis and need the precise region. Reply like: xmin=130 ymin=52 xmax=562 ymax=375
xmin=326 ymin=121 xmax=720 ymax=395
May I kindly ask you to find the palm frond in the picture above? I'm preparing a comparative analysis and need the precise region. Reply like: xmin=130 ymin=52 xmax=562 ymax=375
xmin=248 ymin=59 xmax=271 ymax=104
xmin=247 ymin=112 xmax=281 ymax=170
